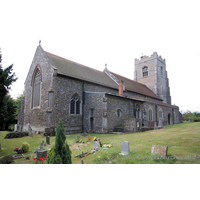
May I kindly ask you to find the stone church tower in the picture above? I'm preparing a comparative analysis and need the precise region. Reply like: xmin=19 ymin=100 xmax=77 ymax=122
xmin=134 ymin=52 xmax=171 ymax=104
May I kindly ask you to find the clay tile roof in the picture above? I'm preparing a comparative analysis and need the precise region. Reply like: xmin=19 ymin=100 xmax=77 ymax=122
xmin=45 ymin=51 xmax=162 ymax=101
xmin=111 ymin=72 xmax=162 ymax=100
xmin=45 ymin=52 xmax=118 ymax=89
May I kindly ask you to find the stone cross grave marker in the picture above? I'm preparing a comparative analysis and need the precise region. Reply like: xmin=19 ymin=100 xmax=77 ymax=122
xmin=93 ymin=142 xmax=99 ymax=152
xmin=120 ymin=141 xmax=129 ymax=155
xmin=151 ymin=145 xmax=168 ymax=158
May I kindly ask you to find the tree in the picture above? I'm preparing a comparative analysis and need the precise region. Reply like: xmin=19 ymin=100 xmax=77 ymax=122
xmin=0 ymin=49 xmax=17 ymax=108
xmin=14 ymin=92 xmax=24 ymax=121
xmin=50 ymin=119 xmax=72 ymax=164
xmin=0 ymin=95 xmax=17 ymax=130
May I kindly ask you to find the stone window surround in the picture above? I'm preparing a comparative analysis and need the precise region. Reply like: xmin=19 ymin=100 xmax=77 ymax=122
xmin=31 ymin=65 xmax=42 ymax=109
xmin=142 ymin=66 xmax=148 ymax=77
xmin=69 ymin=93 xmax=82 ymax=115
xmin=148 ymin=107 xmax=153 ymax=121
xmin=161 ymin=66 xmax=164 ymax=77
xmin=136 ymin=104 xmax=140 ymax=119
xmin=117 ymin=109 xmax=122 ymax=117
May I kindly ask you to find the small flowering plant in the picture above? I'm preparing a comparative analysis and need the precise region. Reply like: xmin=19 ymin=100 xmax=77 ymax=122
xmin=33 ymin=155 xmax=48 ymax=164
xmin=14 ymin=148 xmax=19 ymax=152
xmin=14 ymin=148 xmax=23 ymax=154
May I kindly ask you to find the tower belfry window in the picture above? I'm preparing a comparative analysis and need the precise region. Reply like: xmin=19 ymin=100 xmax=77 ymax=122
xmin=143 ymin=66 xmax=148 ymax=77
xmin=161 ymin=66 xmax=164 ymax=77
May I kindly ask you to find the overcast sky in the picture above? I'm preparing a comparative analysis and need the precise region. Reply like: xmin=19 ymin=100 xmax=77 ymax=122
xmin=1 ymin=0 xmax=200 ymax=113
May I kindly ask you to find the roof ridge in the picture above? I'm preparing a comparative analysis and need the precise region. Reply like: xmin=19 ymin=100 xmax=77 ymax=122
xmin=45 ymin=51 xmax=104 ymax=74
xmin=110 ymin=71 xmax=147 ymax=86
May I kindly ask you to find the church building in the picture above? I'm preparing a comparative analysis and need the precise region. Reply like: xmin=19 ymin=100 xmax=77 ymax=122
xmin=17 ymin=44 xmax=182 ymax=134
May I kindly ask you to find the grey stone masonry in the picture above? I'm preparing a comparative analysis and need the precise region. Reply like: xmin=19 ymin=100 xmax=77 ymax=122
xmin=134 ymin=52 xmax=171 ymax=104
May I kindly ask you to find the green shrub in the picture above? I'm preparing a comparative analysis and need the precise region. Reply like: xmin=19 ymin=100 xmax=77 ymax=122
xmin=192 ymin=116 xmax=200 ymax=122
xmin=21 ymin=142 xmax=30 ymax=153
xmin=49 ymin=119 xmax=72 ymax=164
xmin=47 ymin=145 xmax=55 ymax=164
xmin=0 ymin=155 xmax=14 ymax=164
xmin=4 ymin=132 xmax=29 ymax=139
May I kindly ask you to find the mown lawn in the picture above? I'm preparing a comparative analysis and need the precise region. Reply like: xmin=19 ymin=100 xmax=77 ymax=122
xmin=0 ymin=122 xmax=200 ymax=164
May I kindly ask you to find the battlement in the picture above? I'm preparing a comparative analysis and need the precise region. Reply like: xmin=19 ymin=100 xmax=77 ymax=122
xmin=135 ymin=52 xmax=165 ymax=65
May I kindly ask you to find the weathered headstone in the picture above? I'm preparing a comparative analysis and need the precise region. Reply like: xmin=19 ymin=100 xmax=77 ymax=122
xmin=93 ymin=142 xmax=99 ymax=152
xmin=154 ymin=122 xmax=158 ymax=130
xmin=111 ymin=142 xmax=113 ymax=146
xmin=46 ymin=136 xmax=50 ymax=145
xmin=119 ymin=141 xmax=129 ymax=155
xmin=14 ymin=124 xmax=18 ymax=132
xmin=158 ymin=118 xmax=163 ymax=128
xmin=151 ymin=145 xmax=168 ymax=158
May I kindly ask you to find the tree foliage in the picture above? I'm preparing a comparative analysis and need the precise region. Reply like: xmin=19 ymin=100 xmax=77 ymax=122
xmin=14 ymin=92 xmax=24 ymax=121
xmin=0 ymin=64 xmax=17 ymax=107
xmin=182 ymin=111 xmax=200 ymax=122
xmin=0 ymin=94 xmax=17 ymax=130
xmin=49 ymin=119 xmax=72 ymax=164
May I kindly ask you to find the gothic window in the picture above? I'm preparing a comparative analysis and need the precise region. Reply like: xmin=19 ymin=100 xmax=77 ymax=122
xmin=136 ymin=105 xmax=140 ymax=119
xmin=32 ymin=68 xmax=41 ymax=108
xmin=143 ymin=66 xmax=148 ymax=77
xmin=117 ymin=109 xmax=121 ymax=117
xmin=161 ymin=66 xmax=164 ymax=77
xmin=70 ymin=94 xmax=80 ymax=114
xmin=148 ymin=108 xmax=153 ymax=121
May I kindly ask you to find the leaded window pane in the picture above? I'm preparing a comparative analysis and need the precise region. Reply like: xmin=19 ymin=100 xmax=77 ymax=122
xmin=70 ymin=100 xmax=75 ymax=114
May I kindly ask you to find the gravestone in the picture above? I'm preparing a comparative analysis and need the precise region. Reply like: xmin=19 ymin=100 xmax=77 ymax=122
xmin=0 ymin=143 xmax=1 ymax=150
xmin=158 ymin=118 xmax=163 ymax=128
xmin=151 ymin=145 xmax=168 ymax=158
xmin=111 ymin=142 xmax=113 ymax=146
xmin=119 ymin=141 xmax=129 ymax=155
xmin=35 ymin=141 xmax=47 ymax=159
xmin=93 ymin=142 xmax=99 ymax=152
xmin=14 ymin=124 xmax=18 ymax=132
xmin=154 ymin=122 xmax=158 ymax=130
xmin=46 ymin=136 xmax=50 ymax=145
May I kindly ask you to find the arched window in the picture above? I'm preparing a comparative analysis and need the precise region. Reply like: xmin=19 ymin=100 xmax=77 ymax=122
xmin=70 ymin=94 xmax=80 ymax=114
xmin=136 ymin=105 xmax=140 ymax=119
xmin=32 ymin=68 xmax=41 ymax=108
xmin=143 ymin=66 xmax=148 ymax=77
xmin=148 ymin=108 xmax=153 ymax=121
xmin=161 ymin=66 xmax=164 ymax=77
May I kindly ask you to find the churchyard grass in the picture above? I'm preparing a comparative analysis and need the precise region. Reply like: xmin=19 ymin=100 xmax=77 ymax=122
xmin=0 ymin=122 xmax=200 ymax=164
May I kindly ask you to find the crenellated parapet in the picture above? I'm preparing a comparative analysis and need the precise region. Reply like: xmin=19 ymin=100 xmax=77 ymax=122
xmin=135 ymin=52 xmax=166 ymax=65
